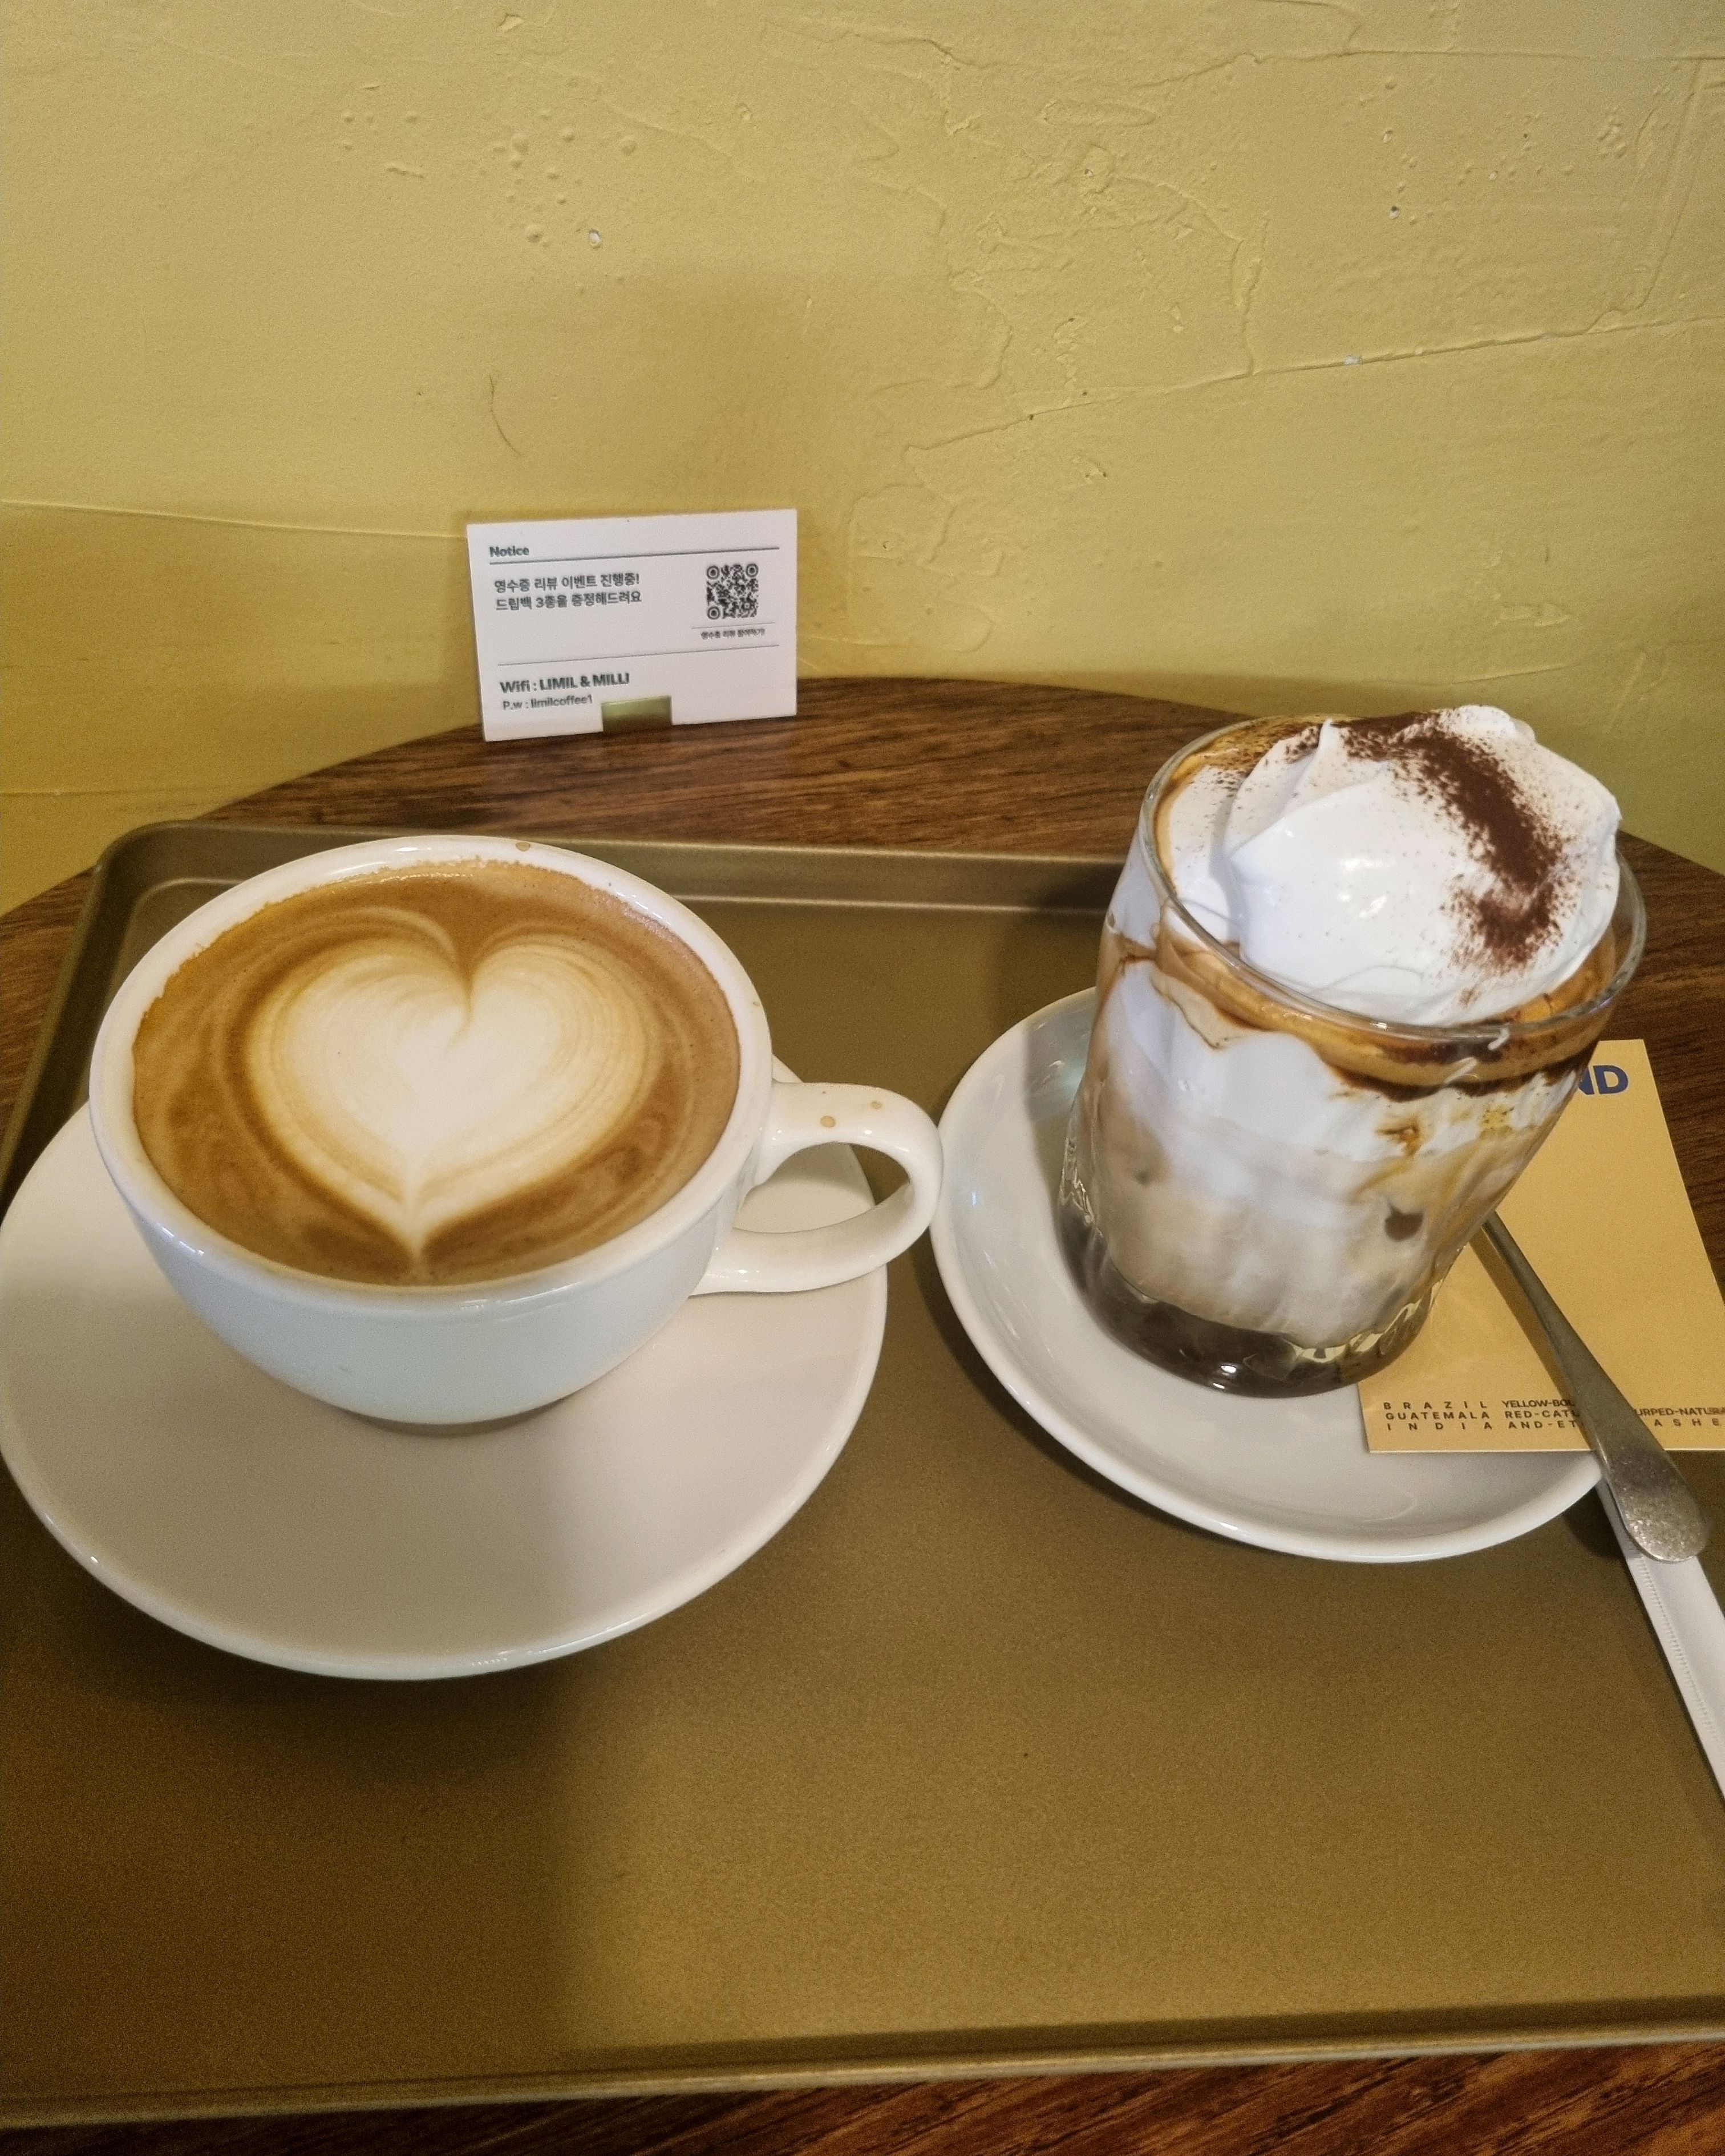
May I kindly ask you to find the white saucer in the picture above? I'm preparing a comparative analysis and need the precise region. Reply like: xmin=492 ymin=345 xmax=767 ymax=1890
xmin=931 ymin=992 xmax=1600 ymax=1563
xmin=0 ymin=1097 xmax=885 ymax=1679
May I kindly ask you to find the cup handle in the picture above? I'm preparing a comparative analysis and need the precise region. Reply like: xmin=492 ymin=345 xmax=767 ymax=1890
xmin=692 ymin=1081 xmax=943 ymax=1294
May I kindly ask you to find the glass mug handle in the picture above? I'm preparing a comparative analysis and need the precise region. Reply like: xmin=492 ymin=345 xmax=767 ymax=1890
xmin=693 ymin=1081 xmax=943 ymax=1294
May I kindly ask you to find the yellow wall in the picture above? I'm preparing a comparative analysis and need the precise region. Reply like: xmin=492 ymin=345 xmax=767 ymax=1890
xmin=4 ymin=1 xmax=1722 ymax=908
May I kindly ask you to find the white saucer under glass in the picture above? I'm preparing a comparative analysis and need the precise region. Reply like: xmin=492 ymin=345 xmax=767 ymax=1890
xmin=932 ymin=991 xmax=1599 ymax=1563
xmin=0 ymin=1089 xmax=884 ymax=1680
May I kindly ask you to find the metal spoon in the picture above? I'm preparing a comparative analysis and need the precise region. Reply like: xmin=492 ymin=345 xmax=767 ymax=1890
xmin=1481 ymin=1213 xmax=1711 ymax=1563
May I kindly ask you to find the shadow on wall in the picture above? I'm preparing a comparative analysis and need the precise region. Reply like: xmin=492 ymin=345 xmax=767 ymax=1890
xmin=0 ymin=505 xmax=473 ymax=908
xmin=0 ymin=269 xmax=872 ymax=905
xmin=3 ymin=246 xmax=1720 ymax=902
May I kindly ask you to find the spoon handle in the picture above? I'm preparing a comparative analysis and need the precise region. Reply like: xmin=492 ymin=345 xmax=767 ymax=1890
xmin=1481 ymin=1214 xmax=1710 ymax=1563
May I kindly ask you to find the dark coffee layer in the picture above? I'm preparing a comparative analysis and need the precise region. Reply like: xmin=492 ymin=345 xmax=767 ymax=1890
xmin=1057 ymin=1199 xmax=1437 ymax=1395
xmin=132 ymin=860 xmax=740 ymax=1284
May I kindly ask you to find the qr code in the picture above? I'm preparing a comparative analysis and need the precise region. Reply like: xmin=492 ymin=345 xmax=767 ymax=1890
xmin=706 ymin=560 xmax=759 ymax=619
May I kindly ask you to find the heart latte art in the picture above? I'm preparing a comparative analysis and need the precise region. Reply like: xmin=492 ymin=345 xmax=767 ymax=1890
xmin=131 ymin=861 xmax=740 ymax=1284
xmin=248 ymin=935 xmax=655 ymax=1254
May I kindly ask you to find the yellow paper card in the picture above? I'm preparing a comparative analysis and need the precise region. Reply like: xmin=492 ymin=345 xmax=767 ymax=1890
xmin=1360 ymin=1040 xmax=1725 ymax=1452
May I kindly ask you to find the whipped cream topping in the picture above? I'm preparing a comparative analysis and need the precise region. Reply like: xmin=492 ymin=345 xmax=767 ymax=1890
xmin=1162 ymin=707 xmax=1620 ymax=1025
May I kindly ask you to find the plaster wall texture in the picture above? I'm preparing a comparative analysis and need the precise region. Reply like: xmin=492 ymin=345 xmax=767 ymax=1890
xmin=2 ymin=0 xmax=1722 ymax=907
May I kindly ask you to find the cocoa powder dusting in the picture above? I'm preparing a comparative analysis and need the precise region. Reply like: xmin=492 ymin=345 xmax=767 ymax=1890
xmin=1338 ymin=711 xmax=1568 ymax=971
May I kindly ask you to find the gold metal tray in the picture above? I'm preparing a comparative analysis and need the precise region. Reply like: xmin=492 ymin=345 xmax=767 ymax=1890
xmin=4 ymin=824 xmax=1722 ymax=2127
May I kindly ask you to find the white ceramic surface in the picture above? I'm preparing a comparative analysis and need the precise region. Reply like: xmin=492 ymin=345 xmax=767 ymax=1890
xmin=0 ymin=1100 xmax=885 ymax=1678
xmin=931 ymin=992 xmax=1601 ymax=1564
xmin=87 ymin=833 xmax=941 ymax=1423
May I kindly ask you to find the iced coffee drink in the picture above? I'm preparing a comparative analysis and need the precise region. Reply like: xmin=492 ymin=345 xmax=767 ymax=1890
xmin=1059 ymin=707 xmax=1644 ymax=1395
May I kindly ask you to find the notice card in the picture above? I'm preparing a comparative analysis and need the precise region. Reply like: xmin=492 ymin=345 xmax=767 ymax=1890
xmin=467 ymin=509 xmax=796 ymax=740
xmin=1360 ymin=1041 xmax=1725 ymax=1453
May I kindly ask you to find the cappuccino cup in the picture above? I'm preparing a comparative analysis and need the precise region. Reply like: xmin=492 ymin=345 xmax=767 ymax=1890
xmin=88 ymin=834 xmax=944 ymax=1423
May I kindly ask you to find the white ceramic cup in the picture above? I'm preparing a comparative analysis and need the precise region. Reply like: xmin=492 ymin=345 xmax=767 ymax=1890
xmin=88 ymin=834 xmax=943 ymax=1423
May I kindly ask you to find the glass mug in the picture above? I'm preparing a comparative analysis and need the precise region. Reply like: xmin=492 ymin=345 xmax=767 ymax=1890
xmin=1058 ymin=724 xmax=1646 ymax=1396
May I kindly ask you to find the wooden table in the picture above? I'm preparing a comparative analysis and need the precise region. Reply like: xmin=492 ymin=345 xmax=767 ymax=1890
xmin=4 ymin=679 xmax=1723 ymax=2156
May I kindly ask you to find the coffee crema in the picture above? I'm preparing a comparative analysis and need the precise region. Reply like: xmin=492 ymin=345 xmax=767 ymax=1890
xmin=131 ymin=860 xmax=740 ymax=1285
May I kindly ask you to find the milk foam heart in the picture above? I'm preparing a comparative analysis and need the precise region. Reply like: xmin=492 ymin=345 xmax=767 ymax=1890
xmin=128 ymin=859 xmax=741 ymax=1285
xmin=247 ymin=933 xmax=655 ymax=1257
